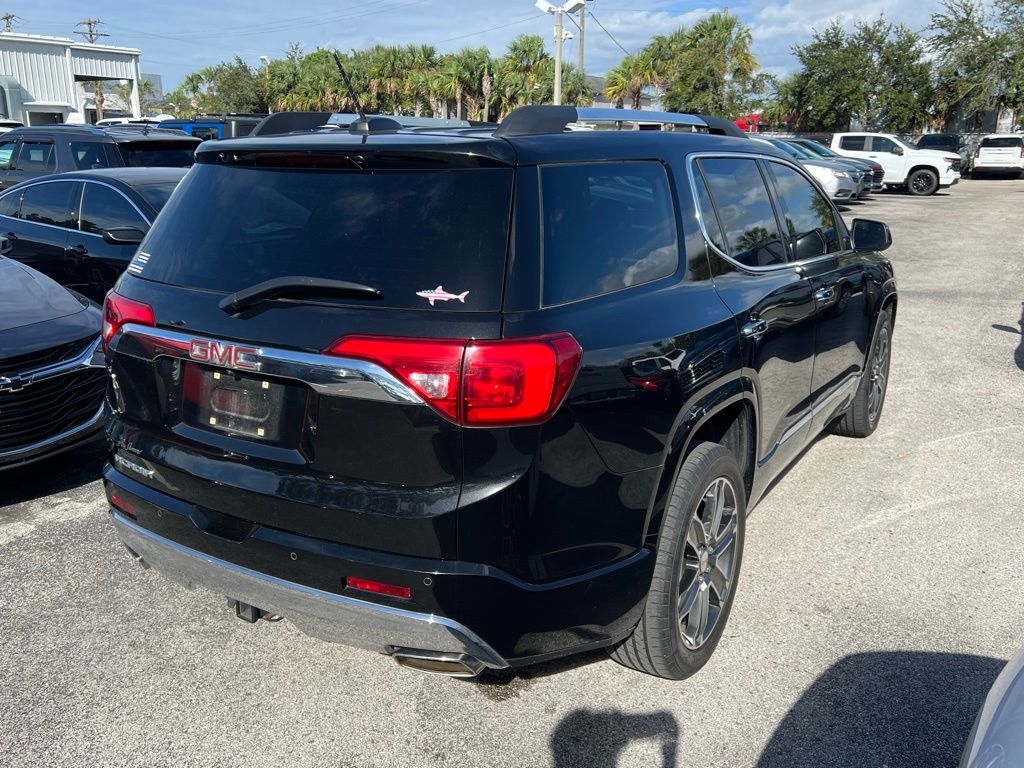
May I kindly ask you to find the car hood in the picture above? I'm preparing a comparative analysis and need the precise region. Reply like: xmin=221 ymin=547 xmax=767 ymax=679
xmin=802 ymin=158 xmax=857 ymax=173
xmin=0 ymin=257 xmax=88 ymax=332
xmin=914 ymin=147 xmax=960 ymax=162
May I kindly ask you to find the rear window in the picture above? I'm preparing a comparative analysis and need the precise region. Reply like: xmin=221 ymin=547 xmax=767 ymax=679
xmin=540 ymin=161 xmax=678 ymax=305
xmin=118 ymin=141 xmax=197 ymax=167
xmin=135 ymin=163 xmax=514 ymax=311
xmin=981 ymin=137 xmax=1023 ymax=148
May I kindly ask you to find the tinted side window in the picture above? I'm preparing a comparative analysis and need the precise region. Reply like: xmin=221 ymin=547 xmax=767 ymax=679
xmin=70 ymin=141 xmax=116 ymax=170
xmin=839 ymin=136 xmax=866 ymax=151
xmin=80 ymin=183 xmax=147 ymax=235
xmin=0 ymin=140 xmax=17 ymax=169
xmin=871 ymin=136 xmax=896 ymax=153
xmin=768 ymin=162 xmax=841 ymax=260
xmin=19 ymin=182 xmax=76 ymax=227
xmin=698 ymin=157 xmax=786 ymax=268
xmin=16 ymin=141 xmax=56 ymax=173
xmin=0 ymin=190 xmax=20 ymax=217
xmin=191 ymin=127 xmax=220 ymax=141
xmin=541 ymin=161 xmax=678 ymax=305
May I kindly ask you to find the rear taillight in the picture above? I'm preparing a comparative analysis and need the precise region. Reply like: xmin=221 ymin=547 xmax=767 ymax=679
xmin=102 ymin=290 xmax=155 ymax=355
xmin=327 ymin=333 xmax=583 ymax=427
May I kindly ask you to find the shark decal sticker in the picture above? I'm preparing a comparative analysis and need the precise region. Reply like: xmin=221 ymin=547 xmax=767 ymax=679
xmin=416 ymin=285 xmax=469 ymax=306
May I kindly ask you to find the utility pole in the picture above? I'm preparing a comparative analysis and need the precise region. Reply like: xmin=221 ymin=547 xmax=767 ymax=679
xmin=75 ymin=19 xmax=110 ymax=121
xmin=0 ymin=13 xmax=17 ymax=33
xmin=577 ymin=3 xmax=585 ymax=78
xmin=553 ymin=11 xmax=563 ymax=106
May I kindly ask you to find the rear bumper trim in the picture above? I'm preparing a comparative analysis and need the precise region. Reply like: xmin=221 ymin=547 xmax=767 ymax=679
xmin=110 ymin=510 xmax=510 ymax=669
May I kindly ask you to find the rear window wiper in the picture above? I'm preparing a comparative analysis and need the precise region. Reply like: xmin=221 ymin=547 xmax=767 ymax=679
xmin=219 ymin=276 xmax=383 ymax=314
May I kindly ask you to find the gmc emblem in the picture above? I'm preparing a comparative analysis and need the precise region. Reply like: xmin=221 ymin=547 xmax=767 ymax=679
xmin=189 ymin=339 xmax=260 ymax=371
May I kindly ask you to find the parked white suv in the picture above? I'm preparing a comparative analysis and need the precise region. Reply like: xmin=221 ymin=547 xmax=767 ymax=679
xmin=972 ymin=134 xmax=1024 ymax=176
xmin=829 ymin=132 xmax=961 ymax=196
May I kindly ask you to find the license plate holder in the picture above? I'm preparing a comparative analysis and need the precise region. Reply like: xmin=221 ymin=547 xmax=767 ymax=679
xmin=182 ymin=362 xmax=287 ymax=442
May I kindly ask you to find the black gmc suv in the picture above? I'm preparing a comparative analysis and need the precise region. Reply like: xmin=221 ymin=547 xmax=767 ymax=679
xmin=102 ymin=107 xmax=897 ymax=679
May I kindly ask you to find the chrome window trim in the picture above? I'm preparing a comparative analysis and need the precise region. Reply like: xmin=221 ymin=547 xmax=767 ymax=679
xmin=686 ymin=151 xmax=846 ymax=274
xmin=116 ymin=324 xmax=425 ymax=405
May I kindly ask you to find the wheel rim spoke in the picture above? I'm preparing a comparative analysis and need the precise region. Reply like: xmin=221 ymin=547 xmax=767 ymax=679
xmin=685 ymin=585 xmax=710 ymax=644
xmin=708 ymin=562 xmax=730 ymax=602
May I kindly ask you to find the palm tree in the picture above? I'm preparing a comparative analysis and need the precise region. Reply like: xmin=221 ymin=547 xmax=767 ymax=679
xmin=603 ymin=54 xmax=656 ymax=109
xmin=368 ymin=45 xmax=407 ymax=114
xmin=182 ymin=72 xmax=204 ymax=114
xmin=499 ymin=34 xmax=549 ymax=108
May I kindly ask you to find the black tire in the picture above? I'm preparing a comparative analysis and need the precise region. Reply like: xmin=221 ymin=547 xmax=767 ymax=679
xmin=610 ymin=442 xmax=746 ymax=680
xmin=907 ymin=168 xmax=939 ymax=196
xmin=828 ymin=308 xmax=892 ymax=438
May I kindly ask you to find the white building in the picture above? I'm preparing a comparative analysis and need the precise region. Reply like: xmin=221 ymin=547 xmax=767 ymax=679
xmin=0 ymin=32 xmax=144 ymax=125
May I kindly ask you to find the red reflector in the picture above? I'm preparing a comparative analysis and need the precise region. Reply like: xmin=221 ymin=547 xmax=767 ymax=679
xmin=345 ymin=576 xmax=412 ymax=599
xmin=325 ymin=333 xmax=582 ymax=427
xmin=109 ymin=491 xmax=138 ymax=519
xmin=102 ymin=291 xmax=155 ymax=355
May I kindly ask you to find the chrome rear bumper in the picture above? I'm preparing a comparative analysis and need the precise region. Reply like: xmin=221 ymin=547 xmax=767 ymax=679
xmin=110 ymin=511 xmax=509 ymax=670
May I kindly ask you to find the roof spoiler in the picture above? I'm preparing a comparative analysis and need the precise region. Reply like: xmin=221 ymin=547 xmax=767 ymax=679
xmin=251 ymin=112 xmax=333 ymax=136
xmin=250 ymin=112 xmax=474 ymax=137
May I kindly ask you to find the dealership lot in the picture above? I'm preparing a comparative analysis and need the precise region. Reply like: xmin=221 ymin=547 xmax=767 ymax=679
xmin=2 ymin=178 xmax=1023 ymax=767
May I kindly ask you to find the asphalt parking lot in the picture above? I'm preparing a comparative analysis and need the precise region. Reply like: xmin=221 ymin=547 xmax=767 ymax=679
xmin=3 ymin=178 xmax=1024 ymax=768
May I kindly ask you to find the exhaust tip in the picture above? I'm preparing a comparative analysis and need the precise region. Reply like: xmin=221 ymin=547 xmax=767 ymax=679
xmin=392 ymin=649 xmax=486 ymax=678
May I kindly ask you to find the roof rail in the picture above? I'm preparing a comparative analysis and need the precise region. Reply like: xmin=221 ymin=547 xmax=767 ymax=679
xmin=250 ymin=111 xmax=473 ymax=137
xmin=493 ymin=106 xmax=710 ymax=138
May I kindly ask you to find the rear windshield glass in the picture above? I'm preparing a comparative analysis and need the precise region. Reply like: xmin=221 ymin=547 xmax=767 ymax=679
xmin=119 ymin=142 xmax=197 ymax=167
xmin=135 ymin=181 xmax=181 ymax=212
xmin=135 ymin=163 xmax=513 ymax=310
xmin=981 ymin=137 xmax=1023 ymax=148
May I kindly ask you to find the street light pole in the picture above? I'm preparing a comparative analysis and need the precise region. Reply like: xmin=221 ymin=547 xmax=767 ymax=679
xmin=578 ymin=3 xmax=585 ymax=77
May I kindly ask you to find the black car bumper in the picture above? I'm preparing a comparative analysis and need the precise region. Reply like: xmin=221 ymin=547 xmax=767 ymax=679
xmin=103 ymin=467 xmax=653 ymax=673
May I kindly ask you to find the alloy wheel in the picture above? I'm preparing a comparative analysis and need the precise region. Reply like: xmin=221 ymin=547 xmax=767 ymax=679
xmin=867 ymin=325 xmax=890 ymax=422
xmin=679 ymin=476 xmax=738 ymax=650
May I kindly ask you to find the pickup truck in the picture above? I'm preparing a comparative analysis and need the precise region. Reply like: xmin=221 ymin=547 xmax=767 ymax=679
xmin=829 ymin=132 xmax=961 ymax=196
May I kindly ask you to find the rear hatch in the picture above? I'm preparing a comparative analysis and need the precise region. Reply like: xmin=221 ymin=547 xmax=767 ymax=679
xmin=106 ymin=142 xmax=515 ymax=558
xmin=978 ymin=136 xmax=1023 ymax=163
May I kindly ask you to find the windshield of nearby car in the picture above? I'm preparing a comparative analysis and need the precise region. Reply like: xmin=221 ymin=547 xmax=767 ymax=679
xmin=890 ymin=135 xmax=916 ymax=150
xmin=118 ymin=141 xmax=197 ymax=168
xmin=134 ymin=181 xmax=183 ymax=212
xmin=793 ymin=141 xmax=834 ymax=158
xmin=766 ymin=139 xmax=803 ymax=159
xmin=778 ymin=141 xmax=818 ymax=160
xmin=980 ymin=136 xmax=1023 ymax=148
xmin=917 ymin=135 xmax=958 ymax=151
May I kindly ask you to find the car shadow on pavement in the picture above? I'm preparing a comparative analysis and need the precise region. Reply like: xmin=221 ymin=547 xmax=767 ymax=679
xmin=550 ymin=707 xmax=680 ymax=767
xmin=0 ymin=437 xmax=106 ymax=508
xmin=756 ymin=651 xmax=1005 ymax=768
xmin=991 ymin=301 xmax=1024 ymax=371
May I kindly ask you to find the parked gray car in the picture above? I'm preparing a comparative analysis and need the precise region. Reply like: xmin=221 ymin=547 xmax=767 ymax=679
xmin=960 ymin=645 xmax=1024 ymax=767
xmin=786 ymin=138 xmax=885 ymax=192
xmin=751 ymin=137 xmax=865 ymax=201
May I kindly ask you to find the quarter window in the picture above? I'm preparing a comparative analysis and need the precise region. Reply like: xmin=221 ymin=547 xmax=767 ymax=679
xmin=0 ymin=140 xmax=17 ymax=169
xmin=70 ymin=141 xmax=117 ymax=170
xmin=79 ymin=183 xmax=147 ymax=235
xmin=839 ymin=136 xmax=867 ymax=151
xmin=697 ymin=157 xmax=786 ymax=268
xmin=540 ymin=161 xmax=679 ymax=305
xmin=19 ymin=182 xmax=76 ymax=227
xmin=768 ymin=163 xmax=841 ymax=260
xmin=16 ymin=141 xmax=56 ymax=173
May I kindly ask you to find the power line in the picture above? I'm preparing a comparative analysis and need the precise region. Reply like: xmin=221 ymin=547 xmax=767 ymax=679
xmin=430 ymin=13 xmax=546 ymax=46
xmin=585 ymin=10 xmax=630 ymax=56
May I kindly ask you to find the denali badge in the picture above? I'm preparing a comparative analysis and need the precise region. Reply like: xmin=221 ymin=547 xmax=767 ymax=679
xmin=114 ymin=454 xmax=155 ymax=479
xmin=189 ymin=339 xmax=260 ymax=371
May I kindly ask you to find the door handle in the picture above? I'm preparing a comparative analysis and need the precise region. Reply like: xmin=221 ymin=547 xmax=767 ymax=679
xmin=814 ymin=287 xmax=836 ymax=302
xmin=741 ymin=317 xmax=768 ymax=340
xmin=67 ymin=244 xmax=89 ymax=258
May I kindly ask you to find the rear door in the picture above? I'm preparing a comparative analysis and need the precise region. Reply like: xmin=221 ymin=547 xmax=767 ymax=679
xmin=6 ymin=138 xmax=57 ymax=186
xmin=764 ymin=160 xmax=871 ymax=425
xmin=3 ymin=180 xmax=76 ymax=286
xmin=693 ymin=155 xmax=818 ymax=476
xmin=106 ymin=152 xmax=514 ymax=559
xmin=71 ymin=181 xmax=152 ymax=302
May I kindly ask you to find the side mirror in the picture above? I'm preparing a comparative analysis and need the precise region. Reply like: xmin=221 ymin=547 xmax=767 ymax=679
xmin=891 ymin=146 xmax=904 ymax=156
xmin=102 ymin=227 xmax=146 ymax=246
xmin=0 ymin=236 xmax=10 ymax=256
xmin=793 ymin=229 xmax=827 ymax=261
xmin=851 ymin=219 xmax=892 ymax=252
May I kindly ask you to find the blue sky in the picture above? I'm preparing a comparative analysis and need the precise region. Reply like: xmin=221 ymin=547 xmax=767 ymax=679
xmin=14 ymin=0 xmax=941 ymax=92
